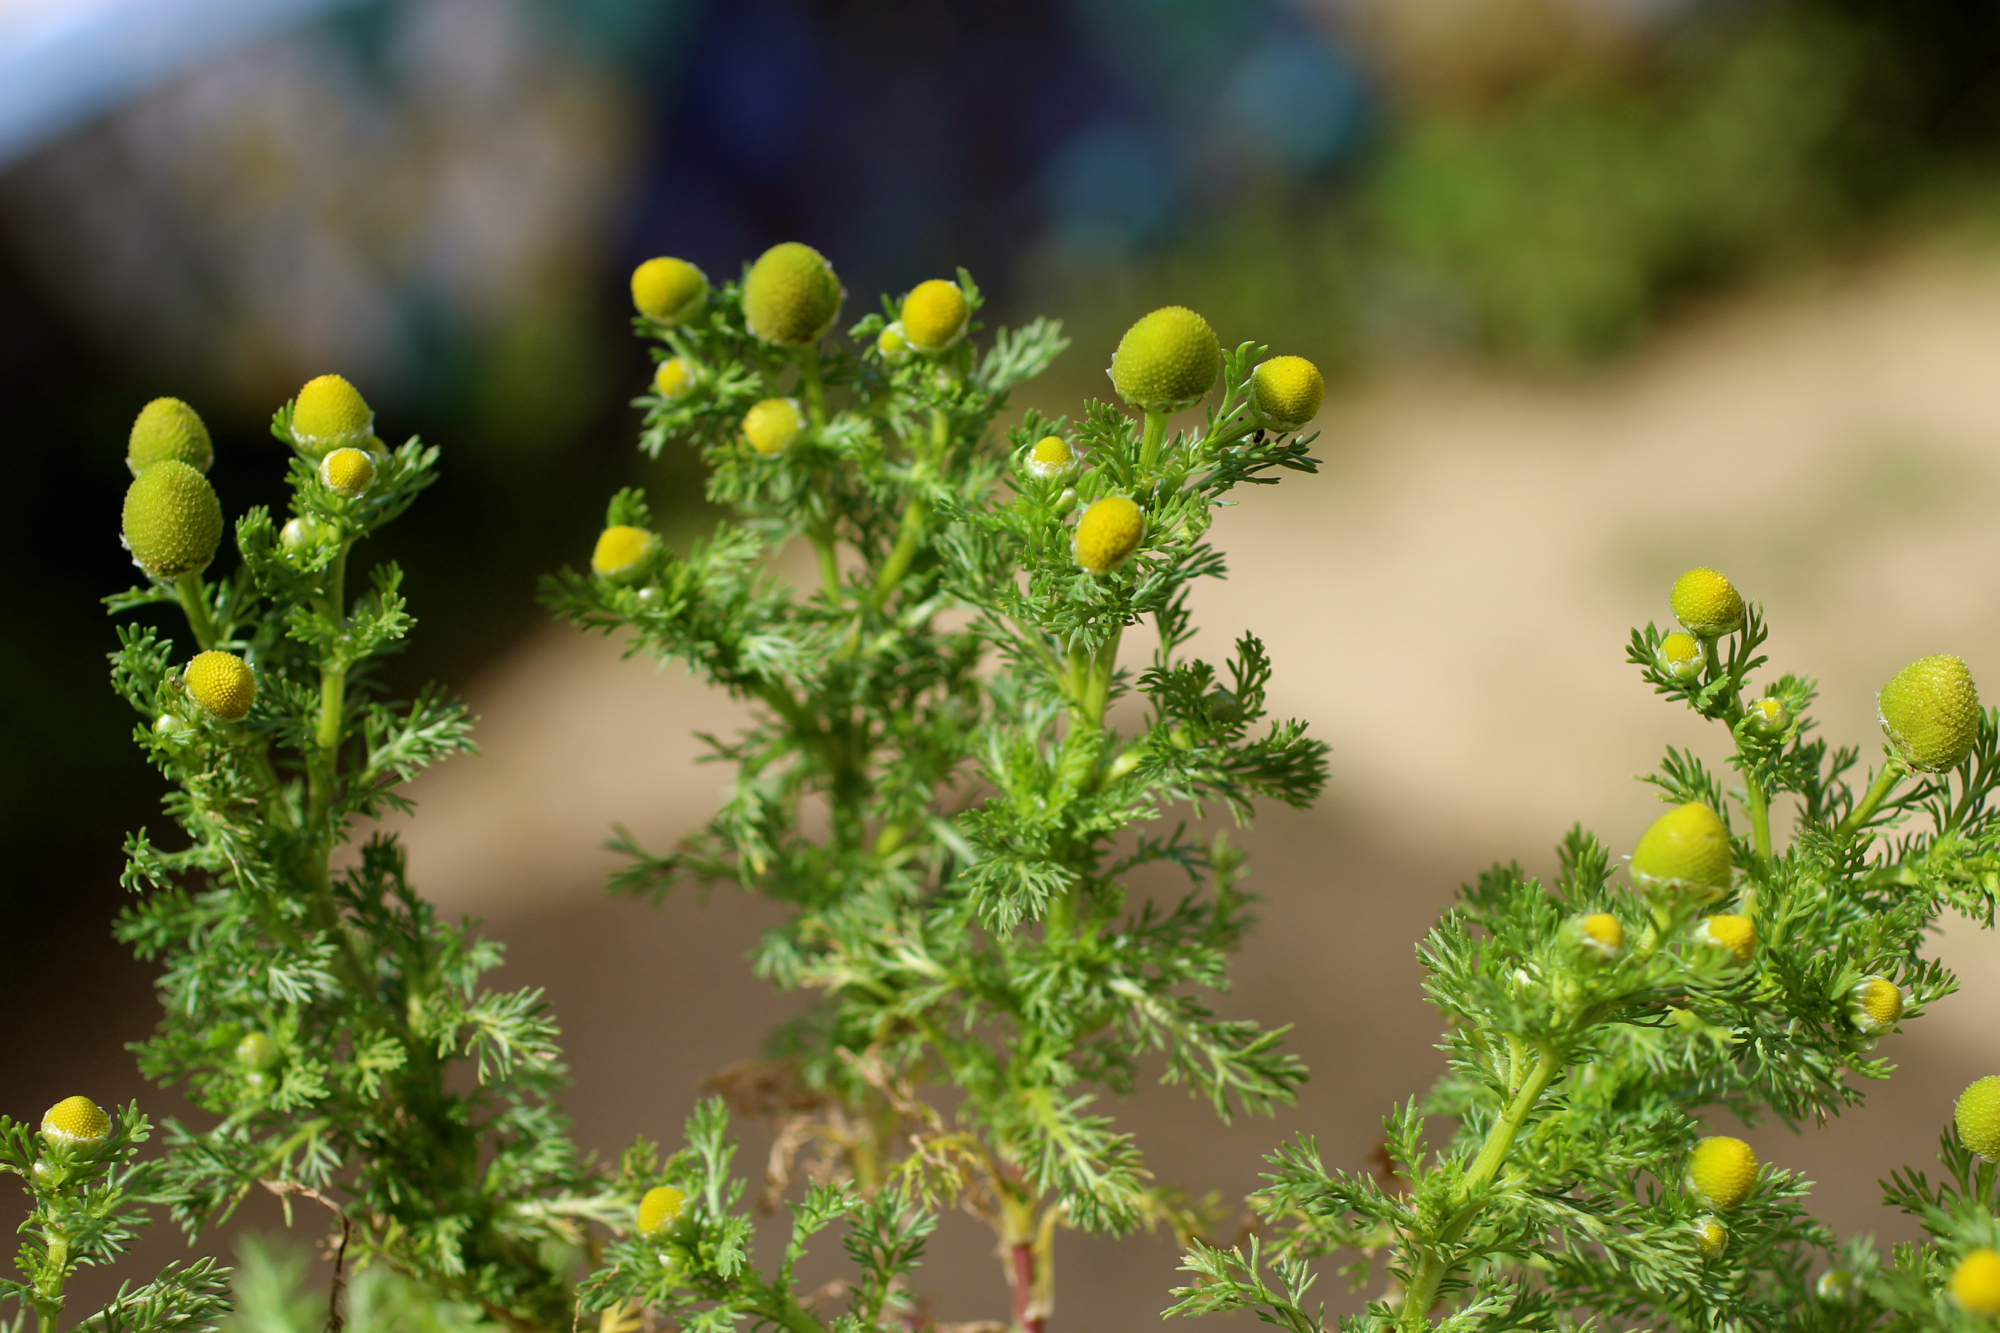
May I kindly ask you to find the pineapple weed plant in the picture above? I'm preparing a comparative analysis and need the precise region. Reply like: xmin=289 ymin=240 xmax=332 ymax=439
xmin=19 ymin=241 xmax=2000 ymax=1333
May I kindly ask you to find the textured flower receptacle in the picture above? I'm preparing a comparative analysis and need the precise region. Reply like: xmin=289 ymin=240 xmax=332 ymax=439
xmin=1695 ymin=914 xmax=1755 ymax=962
xmin=122 ymin=458 xmax=223 ymax=578
xmin=1074 ymin=496 xmax=1144 ymax=574
xmin=1109 ymin=306 xmax=1221 ymax=412
xmin=1957 ymin=1076 xmax=2000 ymax=1159
xmin=638 ymin=1185 xmax=686 ymax=1238
xmin=901 ymin=280 xmax=970 ymax=351
xmin=128 ymin=397 xmax=213 ymax=475
xmin=1954 ymin=1249 xmax=2000 ymax=1315
xmin=1687 ymin=1136 xmax=1758 ymax=1210
xmin=292 ymin=374 xmax=374 ymax=453
xmin=592 ymin=525 xmax=658 ymax=582
xmin=320 ymin=447 xmax=378 ymax=499
xmin=1630 ymin=802 xmax=1733 ymax=903
xmin=743 ymin=242 xmax=843 ymax=347
xmin=1670 ymin=567 xmax=1745 ymax=637
xmin=742 ymin=398 xmax=805 ymax=456
xmin=631 ymin=257 xmax=709 ymax=324
xmin=1658 ymin=631 xmax=1702 ymax=684
xmin=42 ymin=1095 xmax=111 ymax=1148
xmin=1026 ymin=435 xmax=1073 ymax=479
xmin=1577 ymin=913 xmax=1624 ymax=958
xmin=1692 ymin=1215 xmax=1727 ymax=1261
xmin=1878 ymin=654 xmax=1980 ymax=772
xmin=654 ymin=357 xmax=694 ymax=400
xmin=186 ymin=651 xmax=256 ymax=722
xmin=1849 ymin=976 xmax=1903 ymax=1034
xmin=1250 ymin=356 xmax=1323 ymax=433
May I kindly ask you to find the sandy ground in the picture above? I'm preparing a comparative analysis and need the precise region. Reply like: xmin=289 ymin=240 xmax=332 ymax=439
xmin=44 ymin=247 xmax=2000 ymax=1330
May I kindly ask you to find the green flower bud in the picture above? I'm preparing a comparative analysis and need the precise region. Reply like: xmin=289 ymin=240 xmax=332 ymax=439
xmin=292 ymin=374 xmax=374 ymax=454
xmin=1250 ymin=355 xmax=1323 ymax=433
xmin=1849 ymin=976 xmax=1903 ymax=1034
xmin=1575 ymin=912 xmax=1624 ymax=958
xmin=127 ymin=397 xmax=213 ymax=476
xmin=877 ymin=322 xmax=913 ymax=365
xmin=1878 ymin=654 xmax=1980 ymax=773
xmin=280 ymin=516 xmax=327 ymax=555
xmin=592 ymin=525 xmax=658 ymax=583
xmin=1025 ymin=435 xmax=1073 ymax=480
xmin=319 ymin=447 xmax=378 ymax=499
xmin=1109 ymin=306 xmax=1220 ymax=412
xmin=1816 ymin=1269 xmax=1856 ymax=1303
xmin=1687 ymin=1135 xmax=1758 ymax=1210
xmin=185 ymin=651 xmax=256 ymax=722
xmin=1670 ymin=567 xmax=1744 ymax=637
xmin=42 ymin=1096 xmax=111 ymax=1148
xmin=742 ymin=242 xmax=843 ymax=347
xmin=1658 ymin=631 xmax=1702 ymax=684
xmin=1629 ymin=802 xmax=1732 ymax=903
xmin=654 ymin=356 xmax=695 ymax=400
xmin=1695 ymin=913 xmax=1755 ymax=962
xmin=1692 ymin=1215 xmax=1728 ymax=1261
xmin=631 ymin=257 xmax=709 ymax=324
xmin=1054 ymin=487 xmax=1078 ymax=516
xmin=742 ymin=398 xmax=805 ymax=455
xmin=901 ymin=279 xmax=969 ymax=351
xmin=1074 ymin=496 xmax=1144 ymax=574
xmin=122 ymin=459 xmax=223 ymax=578
xmin=1958 ymin=1076 xmax=2000 ymax=1159
xmin=638 ymin=1185 xmax=686 ymax=1238
xmin=236 ymin=1031 xmax=280 ymax=1071
xmin=152 ymin=712 xmax=191 ymax=746
xmin=1955 ymin=1249 xmax=2000 ymax=1315
xmin=1745 ymin=696 xmax=1790 ymax=736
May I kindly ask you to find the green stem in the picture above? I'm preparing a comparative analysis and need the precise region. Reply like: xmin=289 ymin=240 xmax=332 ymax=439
xmin=1399 ymin=1047 xmax=1564 ymax=1331
xmin=1744 ymin=774 xmax=1772 ymax=873
xmin=798 ymin=346 xmax=828 ymax=431
xmin=871 ymin=496 xmax=926 ymax=610
xmin=1139 ymin=410 xmax=1168 ymax=476
xmin=175 ymin=571 xmax=219 ymax=651
xmin=35 ymin=1234 xmax=68 ymax=1333
xmin=1835 ymin=759 xmax=1906 ymax=843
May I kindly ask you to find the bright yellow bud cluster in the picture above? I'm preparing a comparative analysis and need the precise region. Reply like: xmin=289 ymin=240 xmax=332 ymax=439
xmin=292 ymin=374 xmax=373 ymax=452
xmin=743 ymin=242 xmax=843 ymax=347
xmin=41 ymin=1095 xmax=111 ymax=1147
xmin=1250 ymin=355 xmax=1323 ymax=433
xmin=654 ymin=356 xmax=694 ymax=400
xmin=592 ymin=525 xmax=658 ymax=581
xmin=1629 ymin=802 xmax=1732 ymax=903
xmin=631 ymin=257 xmax=709 ymax=324
xmin=1957 ymin=1076 xmax=2000 ymax=1159
xmin=128 ymin=397 xmax=213 ymax=476
xmin=1849 ymin=976 xmax=1903 ymax=1033
xmin=1074 ymin=496 xmax=1144 ymax=574
xmin=1695 ymin=913 xmax=1755 ymax=962
xmin=1687 ymin=1135 xmax=1758 ymax=1210
xmin=742 ymin=398 xmax=804 ymax=455
xmin=320 ymin=447 xmax=377 ymax=499
xmin=122 ymin=459 xmax=223 ymax=578
xmin=637 ymin=1185 xmax=686 ymax=1238
xmin=1878 ymin=654 xmax=1980 ymax=773
xmin=900 ymin=279 xmax=969 ymax=351
xmin=186 ymin=651 xmax=256 ymax=722
xmin=1577 ymin=913 xmax=1624 ymax=957
xmin=1671 ymin=567 xmax=1745 ymax=638
xmin=1955 ymin=1248 xmax=2000 ymax=1315
xmin=1109 ymin=306 xmax=1220 ymax=412
xmin=1026 ymin=435 xmax=1073 ymax=479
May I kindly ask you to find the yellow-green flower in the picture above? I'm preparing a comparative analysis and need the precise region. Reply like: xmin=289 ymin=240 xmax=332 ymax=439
xmin=1670 ymin=567 xmax=1744 ymax=637
xmin=1109 ymin=306 xmax=1220 ymax=412
xmin=320 ymin=447 xmax=378 ymax=499
xmin=1849 ymin=976 xmax=1903 ymax=1034
xmin=742 ymin=398 xmax=805 ymax=455
xmin=1629 ymin=803 xmax=1732 ymax=903
xmin=631 ymin=257 xmax=708 ymax=324
xmin=1695 ymin=913 xmax=1755 ymax=962
xmin=1687 ymin=1135 xmax=1758 ymax=1210
xmin=743 ymin=242 xmax=843 ymax=347
xmin=122 ymin=459 xmax=223 ymax=578
xmin=1658 ymin=631 xmax=1702 ymax=684
xmin=1074 ymin=496 xmax=1144 ymax=574
xmin=1878 ymin=654 xmax=1980 ymax=773
xmin=1026 ymin=435 xmax=1073 ymax=479
xmin=1250 ymin=356 xmax=1323 ymax=433
xmin=292 ymin=374 xmax=374 ymax=453
xmin=127 ymin=397 xmax=213 ymax=476
xmin=592 ymin=525 xmax=658 ymax=582
xmin=1957 ymin=1076 xmax=2000 ymax=1159
xmin=654 ymin=356 xmax=694 ymax=400
xmin=638 ymin=1185 xmax=686 ymax=1238
xmin=1954 ymin=1249 xmax=2000 ymax=1315
xmin=185 ymin=651 xmax=256 ymax=722
xmin=1692 ymin=1215 xmax=1728 ymax=1261
xmin=901 ymin=279 xmax=969 ymax=351
xmin=236 ymin=1032 xmax=280 ymax=1070
xmin=41 ymin=1096 xmax=111 ymax=1148
xmin=877 ymin=322 xmax=913 ymax=365
xmin=1576 ymin=913 xmax=1624 ymax=958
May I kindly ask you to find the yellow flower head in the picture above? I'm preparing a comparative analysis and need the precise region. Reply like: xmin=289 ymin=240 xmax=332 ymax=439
xmin=1695 ymin=913 xmax=1756 ymax=962
xmin=1879 ymin=655 xmax=1980 ymax=773
xmin=292 ymin=374 xmax=374 ymax=452
xmin=1577 ymin=913 xmax=1624 ymax=957
xmin=1250 ymin=356 xmax=1323 ymax=433
xmin=128 ymin=397 xmax=213 ymax=476
xmin=41 ymin=1095 xmax=111 ymax=1148
xmin=319 ymin=447 xmax=378 ymax=499
xmin=1957 ymin=1076 xmax=2000 ymax=1160
xmin=1687 ymin=1135 xmax=1758 ymax=1210
xmin=1670 ymin=567 xmax=1745 ymax=638
xmin=1955 ymin=1249 xmax=2000 ymax=1316
xmin=654 ymin=356 xmax=694 ymax=400
xmin=901 ymin=279 xmax=970 ymax=351
xmin=1074 ymin=496 xmax=1144 ymax=574
xmin=741 ymin=398 xmax=805 ymax=456
xmin=1746 ymin=696 xmax=1790 ymax=736
xmin=122 ymin=459 xmax=223 ymax=579
xmin=631 ymin=257 xmax=709 ymax=324
xmin=1629 ymin=802 xmax=1732 ymax=903
xmin=1109 ymin=306 xmax=1220 ymax=412
xmin=186 ymin=651 xmax=256 ymax=722
xmin=1658 ymin=631 xmax=1702 ymax=684
xmin=638 ymin=1184 xmax=686 ymax=1238
xmin=877 ymin=322 xmax=913 ymax=365
xmin=1692 ymin=1215 xmax=1728 ymax=1261
xmin=1850 ymin=976 xmax=1903 ymax=1034
xmin=743 ymin=242 xmax=843 ymax=347
xmin=592 ymin=525 xmax=658 ymax=581
xmin=1026 ymin=436 xmax=1073 ymax=480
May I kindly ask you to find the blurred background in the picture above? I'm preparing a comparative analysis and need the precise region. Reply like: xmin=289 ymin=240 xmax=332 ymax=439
xmin=10 ymin=0 xmax=2000 ymax=1327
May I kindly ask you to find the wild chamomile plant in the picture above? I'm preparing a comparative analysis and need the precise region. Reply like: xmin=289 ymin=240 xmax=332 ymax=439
xmin=546 ymin=245 xmax=1330 ymax=1330
xmin=1173 ymin=566 xmax=2000 ymax=1333
xmin=0 ymin=1095 xmax=229 ymax=1333
xmin=108 ymin=385 xmax=616 ymax=1333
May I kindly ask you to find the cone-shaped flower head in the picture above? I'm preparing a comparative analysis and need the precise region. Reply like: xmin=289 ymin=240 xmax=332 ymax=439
xmin=42 ymin=1096 xmax=111 ymax=1148
xmin=1850 ymin=976 xmax=1903 ymax=1034
xmin=1878 ymin=654 xmax=1980 ymax=773
xmin=877 ymin=322 xmax=913 ymax=365
xmin=631 ymin=257 xmax=709 ymax=323
xmin=1693 ymin=1215 xmax=1727 ymax=1261
xmin=1251 ymin=356 xmax=1323 ymax=433
xmin=1630 ymin=802 xmax=1732 ymax=902
xmin=1954 ymin=1249 xmax=2000 ymax=1315
xmin=592 ymin=525 xmax=658 ymax=582
xmin=1688 ymin=1136 xmax=1758 ymax=1210
xmin=292 ymin=374 xmax=374 ymax=453
xmin=742 ymin=398 xmax=805 ymax=455
xmin=1658 ymin=631 xmax=1702 ymax=684
xmin=637 ymin=1185 xmax=686 ymax=1238
xmin=1958 ymin=1076 xmax=2000 ymax=1160
xmin=1671 ymin=567 xmax=1744 ymax=637
xmin=1026 ymin=436 xmax=1073 ymax=479
xmin=123 ymin=459 xmax=223 ymax=578
xmin=900 ymin=279 xmax=970 ymax=351
xmin=654 ymin=356 xmax=694 ymax=400
xmin=320 ymin=447 xmax=377 ymax=499
xmin=186 ymin=651 xmax=255 ymax=722
xmin=1109 ymin=306 xmax=1220 ymax=412
xmin=1074 ymin=496 xmax=1144 ymax=574
xmin=1747 ymin=696 xmax=1791 ymax=735
xmin=236 ymin=1031 xmax=280 ymax=1070
xmin=743 ymin=242 xmax=843 ymax=347
xmin=127 ymin=397 xmax=213 ymax=476
xmin=1696 ymin=913 xmax=1756 ymax=962
xmin=1577 ymin=913 xmax=1624 ymax=958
